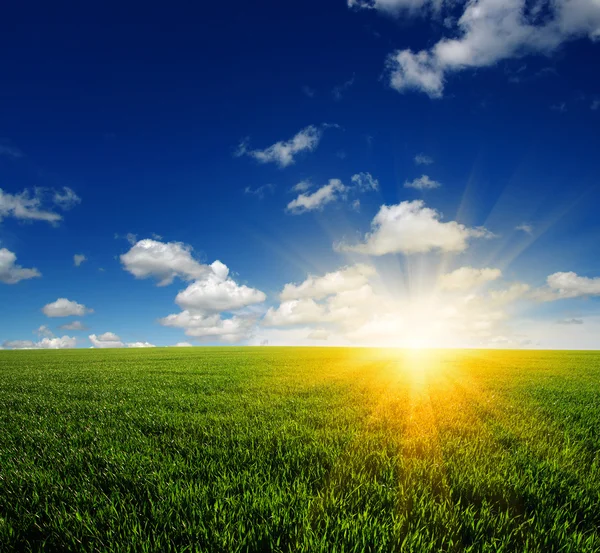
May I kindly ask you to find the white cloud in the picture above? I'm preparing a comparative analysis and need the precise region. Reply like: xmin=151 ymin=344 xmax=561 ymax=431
xmin=415 ymin=153 xmax=434 ymax=165
xmin=351 ymin=172 xmax=379 ymax=191
xmin=540 ymin=272 xmax=600 ymax=300
xmin=73 ymin=254 xmax=87 ymax=267
xmin=0 ymin=187 xmax=80 ymax=225
xmin=36 ymin=325 xmax=54 ymax=338
xmin=39 ymin=336 xmax=77 ymax=349
xmin=280 ymin=264 xmax=376 ymax=301
xmin=89 ymin=332 xmax=124 ymax=348
xmin=127 ymin=342 xmax=156 ymax=348
xmin=235 ymin=125 xmax=323 ymax=168
xmin=439 ymin=267 xmax=502 ymax=291
xmin=59 ymin=321 xmax=88 ymax=331
xmin=160 ymin=310 xmax=256 ymax=342
xmin=348 ymin=0 xmax=438 ymax=15
xmin=0 ymin=188 xmax=62 ymax=224
xmin=175 ymin=268 xmax=266 ymax=313
xmin=42 ymin=298 xmax=93 ymax=318
xmin=370 ymin=0 xmax=600 ymax=97
xmin=173 ymin=342 xmax=194 ymax=347
xmin=263 ymin=299 xmax=327 ymax=327
xmin=2 ymin=340 xmax=37 ymax=349
xmin=291 ymin=180 xmax=312 ymax=193
xmin=0 ymin=248 xmax=41 ymax=284
xmin=557 ymin=318 xmax=584 ymax=325
xmin=336 ymin=200 xmax=493 ymax=255
xmin=120 ymin=239 xmax=211 ymax=286
xmin=287 ymin=179 xmax=347 ymax=214
xmin=516 ymin=223 xmax=533 ymax=234
xmin=2 ymin=335 xmax=76 ymax=349
xmin=287 ymin=174 xmax=379 ymax=214
xmin=489 ymin=282 xmax=530 ymax=305
xmin=404 ymin=175 xmax=441 ymax=189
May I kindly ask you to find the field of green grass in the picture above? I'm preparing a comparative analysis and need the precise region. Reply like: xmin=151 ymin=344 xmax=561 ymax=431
xmin=1 ymin=347 xmax=599 ymax=552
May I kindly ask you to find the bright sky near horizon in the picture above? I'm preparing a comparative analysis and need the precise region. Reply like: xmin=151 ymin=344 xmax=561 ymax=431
xmin=1 ymin=0 xmax=600 ymax=350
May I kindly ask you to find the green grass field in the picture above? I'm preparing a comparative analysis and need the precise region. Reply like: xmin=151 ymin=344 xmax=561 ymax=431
xmin=1 ymin=347 xmax=599 ymax=552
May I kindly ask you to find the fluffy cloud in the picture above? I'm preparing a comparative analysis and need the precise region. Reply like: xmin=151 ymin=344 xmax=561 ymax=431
xmin=2 ymin=336 xmax=76 ymax=350
xmin=73 ymin=254 xmax=87 ymax=267
xmin=336 ymin=200 xmax=492 ymax=255
xmin=173 ymin=342 xmax=194 ymax=347
xmin=489 ymin=282 xmax=530 ymax=305
xmin=175 ymin=270 xmax=266 ymax=312
xmin=42 ymin=298 xmax=93 ymax=318
xmin=160 ymin=310 xmax=256 ymax=342
xmin=360 ymin=0 xmax=600 ymax=97
xmin=90 ymin=335 xmax=155 ymax=349
xmin=59 ymin=321 xmax=88 ymax=331
xmin=123 ymin=238 xmax=266 ymax=344
xmin=0 ymin=248 xmax=41 ymax=284
xmin=415 ymin=153 xmax=434 ymax=165
xmin=287 ymin=179 xmax=347 ymax=214
xmin=36 ymin=325 xmax=53 ymax=338
xmin=89 ymin=332 xmax=124 ymax=348
xmin=280 ymin=264 xmax=376 ymax=301
xmin=120 ymin=239 xmax=211 ymax=286
xmin=263 ymin=299 xmax=327 ymax=327
xmin=0 ymin=187 xmax=80 ymax=224
xmin=439 ymin=267 xmax=502 ymax=291
xmin=236 ymin=125 xmax=323 ymax=168
xmin=127 ymin=341 xmax=156 ymax=348
xmin=265 ymin=265 xmax=384 ymax=329
xmin=540 ymin=272 xmax=600 ymax=301
xmin=404 ymin=175 xmax=441 ymax=190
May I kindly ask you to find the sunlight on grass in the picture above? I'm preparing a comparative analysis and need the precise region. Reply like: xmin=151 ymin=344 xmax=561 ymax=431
xmin=1 ymin=347 xmax=599 ymax=552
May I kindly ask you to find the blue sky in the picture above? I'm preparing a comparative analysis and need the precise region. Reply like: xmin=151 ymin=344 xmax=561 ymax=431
xmin=1 ymin=0 xmax=600 ymax=349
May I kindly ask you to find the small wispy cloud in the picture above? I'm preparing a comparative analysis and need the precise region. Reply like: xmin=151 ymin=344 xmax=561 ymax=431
xmin=302 ymin=86 xmax=316 ymax=98
xmin=592 ymin=99 xmax=600 ymax=111
xmin=244 ymin=183 xmax=275 ymax=199
xmin=516 ymin=223 xmax=533 ymax=235
xmin=60 ymin=320 xmax=88 ymax=331
xmin=0 ymin=144 xmax=23 ymax=158
xmin=332 ymin=74 xmax=356 ymax=101
xmin=291 ymin=180 xmax=312 ymax=193
xmin=414 ymin=153 xmax=433 ymax=165
xmin=287 ymin=179 xmax=347 ymax=214
xmin=557 ymin=318 xmax=584 ymax=325
xmin=235 ymin=125 xmax=323 ymax=168
xmin=0 ymin=187 xmax=80 ymax=225
xmin=551 ymin=102 xmax=567 ymax=113
xmin=74 ymin=254 xmax=87 ymax=267
xmin=404 ymin=175 xmax=440 ymax=190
